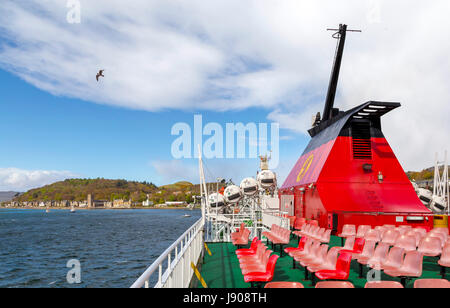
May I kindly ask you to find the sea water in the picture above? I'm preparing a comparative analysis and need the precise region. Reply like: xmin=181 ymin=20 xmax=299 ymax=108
xmin=0 ymin=208 xmax=201 ymax=288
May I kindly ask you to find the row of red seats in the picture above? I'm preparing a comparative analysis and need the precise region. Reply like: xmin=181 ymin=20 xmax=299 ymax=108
xmin=340 ymin=224 xmax=449 ymax=248
xmin=285 ymin=233 xmax=354 ymax=285
xmin=231 ymin=223 xmax=250 ymax=248
xmin=235 ymin=237 xmax=279 ymax=287
xmin=263 ymin=279 xmax=450 ymax=288
xmin=340 ymin=224 xmax=450 ymax=280
xmin=293 ymin=224 xmax=331 ymax=243
xmin=262 ymin=224 xmax=291 ymax=256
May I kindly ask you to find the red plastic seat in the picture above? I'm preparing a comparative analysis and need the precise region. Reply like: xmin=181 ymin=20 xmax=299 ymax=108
xmin=300 ymin=245 xmax=328 ymax=269
xmin=294 ymin=218 xmax=306 ymax=230
xmin=309 ymin=220 xmax=319 ymax=226
xmin=241 ymin=250 xmax=273 ymax=275
xmin=338 ymin=236 xmax=355 ymax=252
xmin=381 ymin=229 xmax=400 ymax=246
xmin=365 ymin=229 xmax=381 ymax=243
xmin=405 ymin=230 xmax=423 ymax=247
xmin=356 ymin=225 xmax=371 ymax=238
xmin=294 ymin=241 xmax=321 ymax=263
xmin=238 ymin=242 xmax=266 ymax=261
xmin=244 ymin=255 xmax=279 ymax=287
xmin=356 ymin=240 xmax=376 ymax=277
xmin=236 ymin=237 xmax=259 ymax=255
xmin=315 ymin=281 xmax=354 ymax=288
xmin=315 ymin=252 xmax=352 ymax=282
xmin=384 ymin=251 xmax=424 ymax=286
xmin=438 ymin=244 xmax=450 ymax=278
xmin=366 ymin=243 xmax=390 ymax=270
xmin=381 ymin=247 xmax=405 ymax=271
xmin=340 ymin=237 xmax=365 ymax=259
xmin=364 ymin=281 xmax=404 ymax=288
xmin=338 ymin=224 xmax=356 ymax=238
xmin=307 ymin=247 xmax=340 ymax=274
xmin=319 ymin=229 xmax=332 ymax=243
xmin=413 ymin=279 xmax=450 ymax=288
xmin=264 ymin=282 xmax=304 ymax=288
xmin=284 ymin=236 xmax=307 ymax=254
xmin=289 ymin=238 xmax=313 ymax=258
xmin=394 ymin=235 xmax=417 ymax=252
xmin=417 ymin=236 xmax=442 ymax=257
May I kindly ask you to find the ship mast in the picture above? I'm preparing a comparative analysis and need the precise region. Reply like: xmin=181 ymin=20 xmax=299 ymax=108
xmin=321 ymin=24 xmax=361 ymax=122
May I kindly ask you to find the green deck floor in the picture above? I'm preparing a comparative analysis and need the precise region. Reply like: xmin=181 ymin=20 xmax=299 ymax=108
xmin=196 ymin=235 xmax=447 ymax=288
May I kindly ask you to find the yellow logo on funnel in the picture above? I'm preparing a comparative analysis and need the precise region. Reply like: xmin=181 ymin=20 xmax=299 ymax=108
xmin=296 ymin=154 xmax=314 ymax=182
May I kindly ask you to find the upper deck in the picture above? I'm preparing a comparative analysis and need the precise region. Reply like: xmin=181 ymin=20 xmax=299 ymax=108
xmin=196 ymin=235 xmax=445 ymax=288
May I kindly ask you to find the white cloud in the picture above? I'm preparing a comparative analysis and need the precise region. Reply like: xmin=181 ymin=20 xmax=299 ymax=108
xmin=0 ymin=0 xmax=449 ymax=171
xmin=0 ymin=168 xmax=78 ymax=191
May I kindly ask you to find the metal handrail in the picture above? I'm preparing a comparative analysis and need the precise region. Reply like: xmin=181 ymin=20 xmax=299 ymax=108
xmin=130 ymin=218 xmax=203 ymax=288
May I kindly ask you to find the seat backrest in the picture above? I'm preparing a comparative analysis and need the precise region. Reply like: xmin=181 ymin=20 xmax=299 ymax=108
xmin=384 ymin=247 xmax=405 ymax=267
xmin=419 ymin=236 xmax=442 ymax=252
xmin=400 ymin=251 xmax=423 ymax=276
xmin=322 ymin=229 xmax=331 ymax=241
xmin=316 ymin=281 xmax=354 ymax=288
xmin=353 ymin=238 xmax=365 ymax=252
xmin=295 ymin=218 xmax=306 ymax=229
xmin=371 ymin=242 xmax=390 ymax=262
xmin=309 ymin=241 xmax=322 ymax=256
xmin=365 ymin=229 xmax=381 ymax=242
xmin=356 ymin=225 xmax=371 ymax=238
xmin=316 ymin=243 xmax=329 ymax=259
xmin=382 ymin=229 xmax=400 ymax=243
xmin=342 ymin=224 xmax=356 ymax=235
xmin=414 ymin=279 xmax=450 ymax=288
xmin=309 ymin=220 xmax=318 ymax=226
xmin=342 ymin=236 xmax=355 ymax=250
xmin=359 ymin=240 xmax=376 ymax=258
xmin=395 ymin=235 xmax=417 ymax=250
xmin=261 ymin=250 xmax=273 ymax=265
xmin=298 ymin=236 xmax=308 ymax=249
xmin=335 ymin=252 xmax=352 ymax=278
xmin=440 ymin=244 xmax=450 ymax=262
xmin=265 ymin=254 xmax=279 ymax=275
xmin=255 ymin=242 xmax=266 ymax=257
xmin=432 ymin=227 xmax=449 ymax=236
xmin=324 ymin=247 xmax=340 ymax=268
xmin=406 ymin=230 xmax=422 ymax=246
xmin=249 ymin=237 xmax=259 ymax=249
xmin=365 ymin=281 xmax=403 ymax=288
xmin=414 ymin=227 xmax=427 ymax=236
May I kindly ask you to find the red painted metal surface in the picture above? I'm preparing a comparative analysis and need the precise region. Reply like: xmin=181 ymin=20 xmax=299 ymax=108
xmin=279 ymin=126 xmax=432 ymax=233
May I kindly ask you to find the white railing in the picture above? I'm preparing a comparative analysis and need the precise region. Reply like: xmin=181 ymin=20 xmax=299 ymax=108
xmin=261 ymin=210 xmax=289 ymax=230
xmin=130 ymin=218 xmax=204 ymax=288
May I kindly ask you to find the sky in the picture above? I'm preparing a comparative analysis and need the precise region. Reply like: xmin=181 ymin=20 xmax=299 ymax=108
xmin=0 ymin=0 xmax=449 ymax=191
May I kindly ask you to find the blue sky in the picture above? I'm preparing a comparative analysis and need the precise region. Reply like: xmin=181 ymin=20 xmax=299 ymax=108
xmin=0 ymin=1 xmax=449 ymax=191
xmin=0 ymin=68 xmax=305 ymax=189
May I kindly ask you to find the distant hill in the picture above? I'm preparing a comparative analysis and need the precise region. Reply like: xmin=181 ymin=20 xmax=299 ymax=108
xmin=9 ymin=179 xmax=218 ymax=205
xmin=159 ymin=181 xmax=194 ymax=191
xmin=14 ymin=178 xmax=158 ymax=203
xmin=0 ymin=191 xmax=21 ymax=202
xmin=406 ymin=166 xmax=449 ymax=182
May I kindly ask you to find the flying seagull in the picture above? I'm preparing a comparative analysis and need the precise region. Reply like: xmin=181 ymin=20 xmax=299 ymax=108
xmin=96 ymin=69 xmax=105 ymax=81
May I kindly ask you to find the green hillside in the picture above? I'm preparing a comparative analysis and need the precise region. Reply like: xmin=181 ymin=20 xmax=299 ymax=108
xmin=14 ymin=178 xmax=158 ymax=203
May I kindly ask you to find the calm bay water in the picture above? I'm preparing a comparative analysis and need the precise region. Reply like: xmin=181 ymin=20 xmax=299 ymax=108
xmin=0 ymin=208 xmax=201 ymax=288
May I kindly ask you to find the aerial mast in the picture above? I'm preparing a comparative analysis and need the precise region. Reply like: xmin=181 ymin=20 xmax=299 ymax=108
xmin=321 ymin=24 xmax=361 ymax=122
